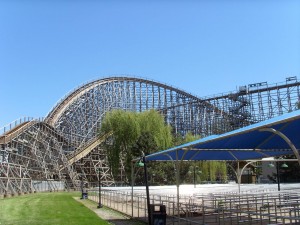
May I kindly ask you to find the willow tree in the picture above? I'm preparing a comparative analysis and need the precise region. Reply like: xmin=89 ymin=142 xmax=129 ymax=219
xmin=100 ymin=109 xmax=173 ymax=182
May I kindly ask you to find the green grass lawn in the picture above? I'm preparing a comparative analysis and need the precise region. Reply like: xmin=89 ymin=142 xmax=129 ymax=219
xmin=0 ymin=192 xmax=110 ymax=225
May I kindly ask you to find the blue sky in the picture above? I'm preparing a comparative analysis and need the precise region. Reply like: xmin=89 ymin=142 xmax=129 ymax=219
xmin=0 ymin=1 xmax=299 ymax=127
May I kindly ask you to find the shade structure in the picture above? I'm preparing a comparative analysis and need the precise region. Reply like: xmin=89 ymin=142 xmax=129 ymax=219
xmin=145 ymin=110 xmax=300 ymax=162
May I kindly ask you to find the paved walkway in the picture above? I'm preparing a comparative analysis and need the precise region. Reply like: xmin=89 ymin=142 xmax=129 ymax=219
xmin=74 ymin=197 xmax=146 ymax=225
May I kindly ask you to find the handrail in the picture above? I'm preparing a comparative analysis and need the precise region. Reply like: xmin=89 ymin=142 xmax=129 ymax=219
xmin=0 ymin=120 xmax=39 ymax=144
xmin=0 ymin=117 xmax=45 ymax=136
xmin=0 ymin=118 xmax=47 ymax=144
xmin=0 ymin=117 xmax=34 ymax=135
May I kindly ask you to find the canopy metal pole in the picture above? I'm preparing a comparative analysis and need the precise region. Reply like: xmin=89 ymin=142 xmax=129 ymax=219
xmin=142 ymin=156 xmax=151 ymax=225
xmin=175 ymin=150 xmax=180 ymax=225
xmin=237 ymin=161 xmax=241 ymax=193
xmin=238 ymin=161 xmax=259 ymax=191
xmin=259 ymin=127 xmax=300 ymax=166
xmin=131 ymin=161 xmax=134 ymax=218
xmin=163 ymin=152 xmax=180 ymax=224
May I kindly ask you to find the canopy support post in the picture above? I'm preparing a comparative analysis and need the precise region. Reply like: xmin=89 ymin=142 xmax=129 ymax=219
xmin=131 ymin=161 xmax=134 ymax=218
xmin=163 ymin=152 xmax=180 ymax=224
xmin=175 ymin=150 xmax=181 ymax=224
xmin=259 ymin=127 xmax=300 ymax=166
xmin=227 ymin=163 xmax=239 ymax=192
xmin=239 ymin=161 xmax=258 ymax=189
xmin=237 ymin=161 xmax=241 ymax=193
xmin=142 ymin=156 xmax=151 ymax=225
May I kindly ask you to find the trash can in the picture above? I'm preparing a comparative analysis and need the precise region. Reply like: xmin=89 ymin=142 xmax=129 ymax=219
xmin=150 ymin=204 xmax=166 ymax=225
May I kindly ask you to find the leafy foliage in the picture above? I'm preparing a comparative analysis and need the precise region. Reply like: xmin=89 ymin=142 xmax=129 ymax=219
xmin=100 ymin=111 xmax=228 ymax=185
xmin=100 ymin=109 xmax=173 ymax=182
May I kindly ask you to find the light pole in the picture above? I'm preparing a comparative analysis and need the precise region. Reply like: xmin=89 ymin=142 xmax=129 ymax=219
xmin=131 ymin=159 xmax=144 ymax=217
xmin=268 ymin=161 xmax=288 ymax=191
xmin=96 ymin=168 xmax=102 ymax=208
xmin=277 ymin=162 xmax=288 ymax=191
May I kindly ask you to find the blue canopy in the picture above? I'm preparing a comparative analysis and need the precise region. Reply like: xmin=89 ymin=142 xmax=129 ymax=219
xmin=145 ymin=110 xmax=300 ymax=162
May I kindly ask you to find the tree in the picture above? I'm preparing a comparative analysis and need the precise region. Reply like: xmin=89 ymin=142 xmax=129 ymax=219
xmin=100 ymin=110 xmax=140 ymax=178
xmin=100 ymin=110 xmax=228 ymax=185
xmin=126 ymin=131 xmax=158 ymax=184
xmin=100 ymin=109 xmax=173 ymax=183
